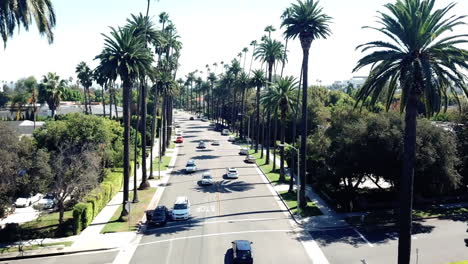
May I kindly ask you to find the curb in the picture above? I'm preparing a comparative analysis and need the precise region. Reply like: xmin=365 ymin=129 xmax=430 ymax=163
xmin=252 ymin=157 xmax=301 ymax=226
xmin=0 ymin=247 xmax=117 ymax=262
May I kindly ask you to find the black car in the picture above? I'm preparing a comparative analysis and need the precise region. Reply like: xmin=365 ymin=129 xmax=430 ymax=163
xmin=189 ymin=116 xmax=194 ymax=120
xmin=232 ymin=240 xmax=253 ymax=264
xmin=146 ymin=205 xmax=170 ymax=226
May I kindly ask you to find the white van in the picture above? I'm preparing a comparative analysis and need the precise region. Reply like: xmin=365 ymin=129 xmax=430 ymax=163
xmin=172 ymin=196 xmax=190 ymax=220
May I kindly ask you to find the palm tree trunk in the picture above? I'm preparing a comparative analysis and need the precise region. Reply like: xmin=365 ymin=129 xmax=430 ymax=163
xmin=114 ymin=86 xmax=119 ymax=119
xmin=88 ymin=88 xmax=93 ymax=115
xmin=120 ymin=80 xmax=131 ymax=220
xmin=397 ymin=91 xmax=418 ymax=264
xmin=161 ymin=96 xmax=167 ymax=155
xmin=279 ymin=114 xmax=286 ymax=182
xmin=281 ymin=39 xmax=289 ymax=78
xmin=102 ymin=85 xmax=106 ymax=117
xmin=139 ymin=81 xmax=150 ymax=189
xmin=240 ymin=87 xmax=246 ymax=138
xmin=299 ymin=42 xmax=310 ymax=209
xmin=260 ymin=118 xmax=265 ymax=159
xmin=133 ymin=83 xmax=141 ymax=203
xmin=289 ymin=66 xmax=303 ymax=193
xmin=149 ymin=90 xmax=158 ymax=180
xmin=273 ymin=115 xmax=278 ymax=171
xmin=265 ymin=63 xmax=273 ymax=165
xmin=255 ymin=84 xmax=261 ymax=153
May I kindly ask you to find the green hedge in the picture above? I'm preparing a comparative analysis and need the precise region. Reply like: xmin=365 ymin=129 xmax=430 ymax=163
xmin=72 ymin=167 xmax=125 ymax=234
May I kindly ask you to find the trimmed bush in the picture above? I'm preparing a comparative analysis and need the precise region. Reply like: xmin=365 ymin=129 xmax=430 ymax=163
xmin=72 ymin=168 xmax=123 ymax=234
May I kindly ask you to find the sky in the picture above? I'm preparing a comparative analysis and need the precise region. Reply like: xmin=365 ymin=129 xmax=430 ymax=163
xmin=0 ymin=0 xmax=467 ymax=86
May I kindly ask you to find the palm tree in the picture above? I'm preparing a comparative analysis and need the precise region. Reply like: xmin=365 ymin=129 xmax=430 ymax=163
xmin=250 ymin=70 xmax=266 ymax=153
xmin=254 ymin=38 xmax=285 ymax=164
xmin=236 ymin=72 xmax=250 ymax=138
xmin=248 ymin=40 xmax=257 ymax=75
xmin=75 ymin=62 xmax=93 ymax=115
xmin=23 ymin=76 xmax=38 ymax=128
xmin=280 ymin=7 xmax=293 ymax=77
xmin=354 ymin=0 xmax=468 ymax=263
xmin=93 ymin=65 xmax=108 ymax=117
xmin=207 ymin=72 xmax=217 ymax=120
xmin=242 ymin=47 xmax=249 ymax=71
xmin=39 ymin=72 xmax=66 ymax=118
xmin=228 ymin=60 xmax=242 ymax=130
xmin=0 ymin=0 xmax=56 ymax=48
xmin=264 ymin=25 xmax=276 ymax=40
xmin=281 ymin=0 xmax=332 ymax=209
xmin=261 ymin=76 xmax=298 ymax=181
xmin=95 ymin=26 xmax=154 ymax=220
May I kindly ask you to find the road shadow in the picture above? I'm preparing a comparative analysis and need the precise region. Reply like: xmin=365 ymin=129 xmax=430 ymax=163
xmin=184 ymin=130 xmax=204 ymax=134
xmin=192 ymin=155 xmax=220 ymax=160
xmin=144 ymin=218 xmax=204 ymax=237
xmin=181 ymin=135 xmax=197 ymax=138
xmin=192 ymin=180 xmax=255 ymax=194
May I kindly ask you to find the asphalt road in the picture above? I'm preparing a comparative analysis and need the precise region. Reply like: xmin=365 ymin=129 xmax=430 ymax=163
xmin=129 ymin=111 xmax=313 ymax=264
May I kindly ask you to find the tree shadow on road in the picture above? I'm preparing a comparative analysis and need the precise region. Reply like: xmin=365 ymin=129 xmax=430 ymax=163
xmin=192 ymin=155 xmax=219 ymax=160
xmin=192 ymin=180 xmax=256 ymax=194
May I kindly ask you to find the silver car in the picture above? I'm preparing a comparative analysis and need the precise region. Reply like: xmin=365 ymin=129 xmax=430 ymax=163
xmin=226 ymin=168 xmax=239 ymax=179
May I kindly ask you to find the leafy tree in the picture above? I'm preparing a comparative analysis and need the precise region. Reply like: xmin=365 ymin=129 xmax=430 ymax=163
xmin=353 ymin=0 xmax=468 ymax=262
xmin=281 ymin=0 xmax=332 ymax=208
xmin=0 ymin=91 xmax=9 ymax=107
xmin=0 ymin=0 xmax=56 ymax=48
xmin=38 ymin=72 xmax=67 ymax=117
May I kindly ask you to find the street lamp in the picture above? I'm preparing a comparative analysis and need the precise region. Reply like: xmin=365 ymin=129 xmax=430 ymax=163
xmin=277 ymin=143 xmax=300 ymax=209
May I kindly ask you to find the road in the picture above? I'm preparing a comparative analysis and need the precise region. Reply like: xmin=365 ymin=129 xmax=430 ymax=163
xmin=128 ymin=111 xmax=313 ymax=264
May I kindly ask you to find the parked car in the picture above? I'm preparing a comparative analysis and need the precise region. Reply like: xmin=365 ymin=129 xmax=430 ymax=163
xmin=201 ymin=171 xmax=214 ymax=185
xmin=197 ymin=141 xmax=207 ymax=149
xmin=35 ymin=193 xmax=56 ymax=209
xmin=221 ymin=129 xmax=230 ymax=136
xmin=239 ymin=148 xmax=249 ymax=155
xmin=244 ymin=155 xmax=256 ymax=164
xmin=185 ymin=159 xmax=197 ymax=173
xmin=212 ymin=140 xmax=220 ymax=146
xmin=226 ymin=168 xmax=239 ymax=179
xmin=175 ymin=136 xmax=184 ymax=143
xmin=146 ymin=205 xmax=170 ymax=226
xmin=231 ymin=240 xmax=253 ymax=264
xmin=172 ymin=196 xmax=190 ymax=220
xmin=228 ymin=136 xmax=235 ymax=142
xmin=15 ymin=193 xmax=42 ymax=208
xmin=189 ymin=116 xmax=194 ymax=120
xmin=201 ymin=117 xmax=208 ymax=122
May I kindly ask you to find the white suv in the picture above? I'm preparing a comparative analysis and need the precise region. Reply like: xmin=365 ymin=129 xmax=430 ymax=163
xmin=172 ymin=196 xmax=190 ymax=220
xmin=185 ymin=159 xmax=197 ymax=173
xmin=201 ymin=171 xmax=214 ymax=185
xmin=226 ymin=168 xmax=239 ymax=179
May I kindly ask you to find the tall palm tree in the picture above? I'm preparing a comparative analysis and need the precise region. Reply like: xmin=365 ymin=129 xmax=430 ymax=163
xmin=207 ymin=72 xmax=217 ymax=120
xmin=75 ymin=62 xmax=93 ymax=115
xmin=242 ymin=47 xmax=249 ymax=71
xmin=237 ymin=72 xmax=250 ymax=138
xmin=228 ymin=60 xmax=242 ymax=130
xmin=254 ymin=38 xmax=285 ymax=164
xmin=39 ymin=72 xmax=66 ymax=118
xmin=280 ymin=7 xmax=293 ymax=77
xmin=95 ymin=26 xmax=154 ymax=220
xmin=261 ymin=76 xmax=298 ymax=181
xmin=0 ymin=0 xmax=56 ymax=48
xmin=250 ymin=70 xmax=266 ymax=153
xmin=281 ymin=0 xmax=332 ymax=209
xmin=354 ymin=0 xmax=468 ymax=263
xmin=264 ymin=25 xmax=276 ymax=40
xmin=23 ymin=76 xmax=38 ymax=128
xmin=248 ymin=40 xmax=257 ymax=75
xmin=93 ymin=65 xmax=108 ymax=117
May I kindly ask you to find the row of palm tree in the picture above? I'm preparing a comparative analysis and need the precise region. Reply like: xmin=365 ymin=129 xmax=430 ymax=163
xmin=177 ymin=1 xmax=467 ymax=263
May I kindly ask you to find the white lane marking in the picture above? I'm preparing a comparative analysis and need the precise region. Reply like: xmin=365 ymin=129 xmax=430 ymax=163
xmin=254 ymin=165 xmax=330 ymax=264
xmin=165 ymin=240 xmax=173 ymax=264
xmin=146 ymin=217 xmax=285 ymax=232
xmin=139 ymin=229 xmax=293 ymax=246
xmin=353 ymin=228 xmax=374 ymax=247
xmin=196 ymin=205 xmax=216 ymax=213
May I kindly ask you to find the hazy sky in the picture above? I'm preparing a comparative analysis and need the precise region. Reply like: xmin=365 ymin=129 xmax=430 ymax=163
xmin=0 ymin=0 xmax=467 ymax=85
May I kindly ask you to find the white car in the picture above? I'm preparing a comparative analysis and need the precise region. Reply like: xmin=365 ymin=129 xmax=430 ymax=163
xmin=185 ymin=159 xmax=197 ymax=173
xmin=15 ymin=193 xmax=42 ymax=208
xmin=226 ymin=168 xmax=239 ymax=179
xmin=176 ymin=131 xmax=183 ymax=136
xmin=212 ymin=140 xmax=220 ymax=146
xmin=197 ymin=141 xmax=207 ymax=149
xmin=239 ymin=148 xmax=249 ymax=155
xmin=201 ymin=172 xmax=214 ymax=185
xmin=201 ymin=117 xmax=208 ymax=122
xmin=172 ymin=196 xmax=190 ymax=220
xmin=228 ymin=136 xmax=235 ymax=142
xmin=35 ymin=193 xmax=57 ymax=209
xmin=221 ymin=129 xmax=230 ymax=136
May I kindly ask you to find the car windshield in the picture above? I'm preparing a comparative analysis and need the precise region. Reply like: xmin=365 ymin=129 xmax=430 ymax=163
xmin=203 ymin=175 xmax=211 ymax=179
xmin=237 ymin=250 xmax=251 ymax=258
xmin=229 ymin=169 xmax=237 ymax=173
xmin=44 ymin=194 xmax=54 ymax=199
xmin=174 ymin=204 xmax=187 ymax=210
xmin=187 ymin=164 xmax=195 ymax=167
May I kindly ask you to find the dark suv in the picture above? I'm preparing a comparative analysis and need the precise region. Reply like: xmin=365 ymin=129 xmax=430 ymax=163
xmin=231 ymin=240 xmax=253 ymax=264
xmin=146 ymin=206 xmax=169 ymax=227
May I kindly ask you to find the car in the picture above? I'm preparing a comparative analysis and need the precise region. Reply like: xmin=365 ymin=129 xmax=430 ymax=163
xmin=231 ymin=240 xmax=253 ymax=264
xmin=197 ymin=141 xmax=206 ymax=149
xmin=175 ymin=136 xmax=184 ymax=143
xmin=212 ymin=140 xmax=220 ymax=146
xmin=239 ymin=148 xmax=249 ymax=155
xmin=15 ymin=193 xmax=42 ymax=208
xmin=197 ymin=114 xmax=201 ymax=118
xmin=175 ymin=123 xmax=181 ymax=128
xmin=221 ymin=129 xmax=230 ymax=136
xmin=189 ymin=116 xmax=194 ymax=120
xmin=228 ymin=136 xmax=235 ymax=142
xmin=185 ymin=159 xmax=197 ymax=173
xmin=244 ymin=155 xmax=256 ymax=164
xmin=172 ymin=196 xmax=190 ymax=220
xmin=35 ymin=193 xmax=56 ymax=209
xmin=209 ymin=122 xmax=215 ymax=127
xmin=201 ymin=117 xmax=208 ymax=122
xmin=146 ymin=205 xmax=170 ymax=226
xmin=176 ymin=131 xmax=183 ymax=136
xmin=226 ymin=168 xmax=239 ymax=179
xmin=201 ymin=172 xmax=214 ymax=185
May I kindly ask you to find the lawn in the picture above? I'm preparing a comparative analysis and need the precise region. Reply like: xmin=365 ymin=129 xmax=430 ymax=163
xmin=0 ymin=241 xmax=73 ymax=254
xmin=280 ymin=191 xmax=322 ymax=217
xmin=249 ymin=149 xmax=290 ymax=184
xmin=152 ymin=155 xmax=171 ymax=171
xmin=101 ymin=187 xmax=157 ymax=233
xmin=448 ymin=262 xmax=468 ymax=264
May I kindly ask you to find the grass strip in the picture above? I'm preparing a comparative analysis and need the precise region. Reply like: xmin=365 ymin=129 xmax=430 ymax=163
xmin=280 ymin=191 xmax=322 ymax=217
xmin=249 ymin=149 xmax=290 ymax=184
xmin=0 ymin=241 xmax=73 ymax=254
xmin=101 ymin=187 xmax=157 ymax=233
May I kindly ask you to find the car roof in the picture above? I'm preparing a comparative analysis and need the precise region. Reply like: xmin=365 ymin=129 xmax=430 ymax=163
xmin=175 ymin=196 xmax=188 ymax=204
xmin=155 ymin=205 xmax=167 ymax=211
xmin=233 ymin=240 xmax=251 ymax=250
xmin=187 ymin=159 xmax=195 ymax=164
xmin=202 ymin=171 xmax=211 ymax=176
xmin=228 ymin=168 xmax=237 ymax=171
